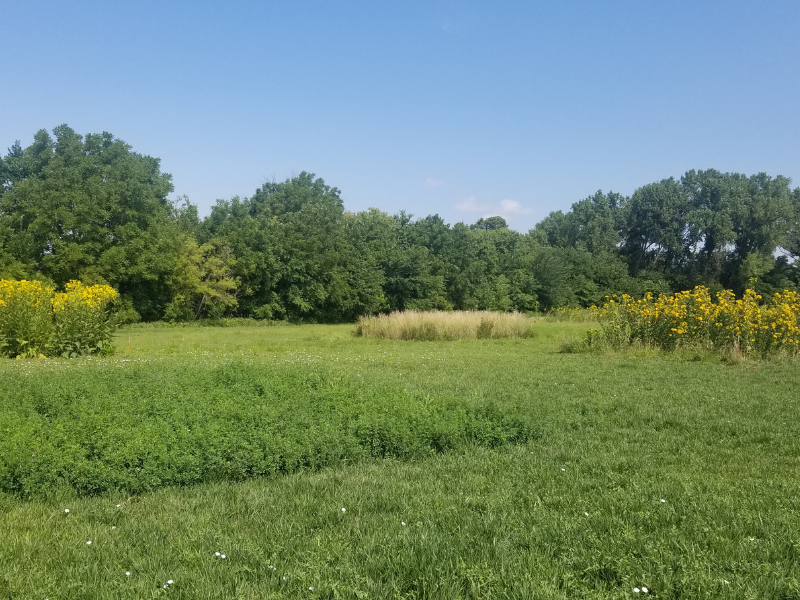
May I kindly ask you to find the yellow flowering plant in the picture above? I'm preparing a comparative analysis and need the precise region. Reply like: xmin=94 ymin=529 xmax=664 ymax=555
xmin=590 ymin=286 xmax=800 ymax=358
xmin=0 ymin=279 xmax=118 ymax=358
xmin=51 ymin=281 xmax=119 ymax=358
xmin=0 ymin=279 xmax=55 ymax=357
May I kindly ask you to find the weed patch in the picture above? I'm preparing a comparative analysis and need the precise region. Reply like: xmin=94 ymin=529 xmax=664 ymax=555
xmin=0 ymin=361 xmax=535 ymax=499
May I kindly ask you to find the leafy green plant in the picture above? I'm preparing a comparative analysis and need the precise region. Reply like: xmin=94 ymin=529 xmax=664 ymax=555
xmin=0 ymin=279 xmax=54 ymax=357
xmin=50 ymin=281 xmax=118 ymax=357
xmin=0 ymin=279 xmax=118 ymax=358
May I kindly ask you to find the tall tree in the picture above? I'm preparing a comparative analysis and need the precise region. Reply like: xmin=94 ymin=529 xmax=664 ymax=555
xmin=0 ymin=125 xmax=179 ymax=319
xmin=622 ymin=178 xmax=689 ymax=278
xmin=164 ymin=237 xmax=239 ymax=321
xmin=727 ymin=173 xmax=794 ymax=290
xmin=785 ymin=186 xmax=800 ymax=259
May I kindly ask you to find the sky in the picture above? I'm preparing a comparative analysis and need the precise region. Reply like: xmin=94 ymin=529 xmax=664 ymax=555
xmin=2 ymin=0 xmax=799 ymax=232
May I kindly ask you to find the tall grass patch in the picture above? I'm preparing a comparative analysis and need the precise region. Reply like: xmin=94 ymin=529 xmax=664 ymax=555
xmin=356 ymin=310 xmax=536 ymax=340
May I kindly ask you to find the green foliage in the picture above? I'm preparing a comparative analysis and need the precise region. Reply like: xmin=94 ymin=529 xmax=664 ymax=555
xmin=164 ymin=237 xmax=239 ymax=321
xmin=0 ymin=126 xmax=183 ymax=320
xmin=0 ymin=360 xmax=535 ymax=499
xmin=0 ymin=280 xmax=54 ymax=357
xmin=0 ymin=279 xmax=118 ymax=358
xmin=1 ymin=323 xmax=799 ymax=598
xmin=3 ymin=125 xmax=800 ymax=323
xmin=470 ymin=215 xmax=508 ymax=231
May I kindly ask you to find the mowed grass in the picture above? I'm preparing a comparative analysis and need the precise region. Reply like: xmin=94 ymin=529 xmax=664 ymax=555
xmin=1 ymin=322 xmax=799 ymax=599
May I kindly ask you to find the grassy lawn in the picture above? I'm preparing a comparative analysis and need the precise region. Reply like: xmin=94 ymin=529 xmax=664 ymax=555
xmin=1 ymin=322 xmax=799 ymax=599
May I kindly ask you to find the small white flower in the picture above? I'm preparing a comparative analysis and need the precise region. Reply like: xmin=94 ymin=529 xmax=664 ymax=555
xmin=221 ymin=554 xmax=226 ymax=559
xmin=125 ymin=572 xmax=131 ymax=576
xmin=111 ymin=526 xmax=116 ymax=530
xmin=282 ymin=576 xmax=287 ymax=580
xmin=401 ymin=521 xmax=406 ymax=526
xmin=723 ymin=580 xmax=730 ymax=584
xmin=633 ymin=588 xmax=640 ymax=593
xmin=167 ymin=580 xmax=173 ymax=585
xmin=116 ymin=504 xmax=121 ymax=508
xmin=163 ymin=584 xmax=168 ymax=589
xmin=561 ymin=468 xmax=565 ymax=472
xmin=749 ymin=537 xmax=755 ymax=541
xmin=341 ymin=507 xmax=346 ymax=512
xmin=86 ymin=541 xmax=92 ymax=545
xmin=660 ymin=499 xmax=666 ymax=503
xmin=584 ymin=512 xmax=589 ymax=516
xmin=309 ymin=586 xmax=314 ymax=591
xmin=215 ymin=552 xmax=220 ymax=556
xmin=642 ymin=587 xmax=648 ymax=593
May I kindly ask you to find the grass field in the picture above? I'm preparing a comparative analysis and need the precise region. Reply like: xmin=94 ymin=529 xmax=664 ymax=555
xmin=1 ymin=322 xmax=799 ymax=599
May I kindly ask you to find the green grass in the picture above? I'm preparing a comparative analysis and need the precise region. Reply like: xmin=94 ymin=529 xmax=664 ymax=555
xmin=0 ymin=359 xmax=532 ymax=498
xmin=1 ymin=322 xmax=799 ymax=598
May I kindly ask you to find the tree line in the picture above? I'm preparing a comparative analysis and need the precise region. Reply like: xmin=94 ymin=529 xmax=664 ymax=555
xmin=2 ymin=125 xmax=799 ymax=322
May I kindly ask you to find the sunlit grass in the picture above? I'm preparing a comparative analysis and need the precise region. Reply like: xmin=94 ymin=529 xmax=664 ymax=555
xmin=355 ymin=310 xmax=536 ymax=340
xmin=1 ymin=322 xmax=799 ymax=598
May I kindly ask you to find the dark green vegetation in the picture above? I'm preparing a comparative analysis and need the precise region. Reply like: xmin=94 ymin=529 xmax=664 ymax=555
xmin=0 ymin=362 xmax=532 ymax=499
xmin=1 ymin=323 xmax=799 ymax=598
xmin=2 ymin=126 xmax=800 ymax=323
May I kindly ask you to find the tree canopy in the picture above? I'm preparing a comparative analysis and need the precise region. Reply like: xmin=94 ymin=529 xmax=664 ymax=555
xmin=2 ymin=125 xmax=798 ymax=322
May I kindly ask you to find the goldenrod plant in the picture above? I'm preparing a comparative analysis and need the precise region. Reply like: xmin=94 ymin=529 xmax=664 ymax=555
xmin=591 ymin=286 xmax=800 ymax=357
xmin=51 ymin=281 xmax=119 ymax=357
xmin=0 ymin=279 xmax=118 ymax=358
xmin=0 ymin=279 xmax=54 ymax=357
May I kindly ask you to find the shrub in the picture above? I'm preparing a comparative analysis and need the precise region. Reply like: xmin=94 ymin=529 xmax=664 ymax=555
xmin=0 ymin=279 xmax=118 ymax=358
xmin=0 ymin=279 xmax=54 ymax=357
xmin=355 ymin=310 xmax=536 ymax=340
xmin=51 ymin=281 xmax=118 ymax=357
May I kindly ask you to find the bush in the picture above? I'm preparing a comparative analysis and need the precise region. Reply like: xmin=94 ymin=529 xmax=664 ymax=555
xmin=51 ymin=281 xmax=118 ymax=357
xmin=0 ymin=280 xmax=54 ymax=357
xmin=0 ymin=279 xmax=118 ymax=358
xmin=355 ymin=310 xmax=536 ymax=340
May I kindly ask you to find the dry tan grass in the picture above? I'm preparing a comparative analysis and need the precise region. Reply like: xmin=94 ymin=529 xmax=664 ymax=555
xmin=355 ymin=310 xmax=536 ymax=340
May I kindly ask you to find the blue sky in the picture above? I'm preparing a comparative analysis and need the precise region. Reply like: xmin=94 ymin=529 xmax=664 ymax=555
xmin=2 ymin=0 xmax=799 ymax=231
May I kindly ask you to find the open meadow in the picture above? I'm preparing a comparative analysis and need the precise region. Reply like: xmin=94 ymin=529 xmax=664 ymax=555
xmin=1 ymin=322 xmax=799 ymax=599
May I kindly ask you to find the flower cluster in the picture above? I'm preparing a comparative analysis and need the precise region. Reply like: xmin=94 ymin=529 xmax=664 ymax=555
xmin=52 ymin=280 xmax=118 ymax=311
xmin=0 ymin=279 xmax=55 ymax=357
xmin=590 ymin=286 xmax=800 ymax=357
xmin=0 ymin=279 xmax=118 ymax=358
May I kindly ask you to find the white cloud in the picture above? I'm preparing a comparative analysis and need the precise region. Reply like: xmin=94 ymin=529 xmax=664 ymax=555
xmin=498 ymin=199 xmax=531 ymax=215
xmin=455 ymin=196 xmax=481 ymax=211
xmin=455 ymin=197 xmax=532 ymax=219
xmin=424 ymin=177 xmax=444 ymax=188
